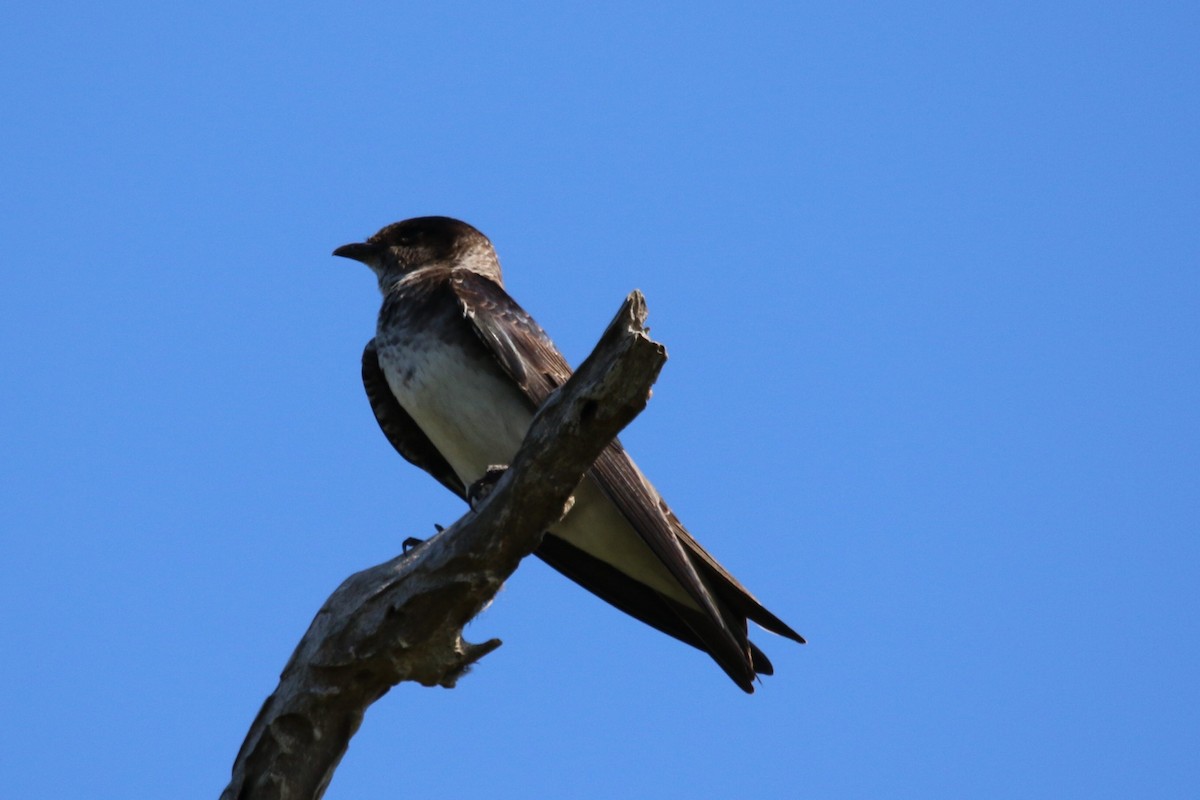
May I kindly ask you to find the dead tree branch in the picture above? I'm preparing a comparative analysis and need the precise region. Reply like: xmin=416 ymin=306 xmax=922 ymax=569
xmin=222 ymin=290 xmax=666 ymax=800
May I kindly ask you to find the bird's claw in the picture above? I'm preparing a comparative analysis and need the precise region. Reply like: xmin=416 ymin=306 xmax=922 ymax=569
xmin=467 ymin=465 xmax=508 ymax=509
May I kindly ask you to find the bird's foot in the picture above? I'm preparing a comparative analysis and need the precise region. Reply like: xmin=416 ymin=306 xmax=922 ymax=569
xmin=403 ymin=521 xmax=451 ymax=553
xmin=467 ymin=465 xmax=508 ymax=509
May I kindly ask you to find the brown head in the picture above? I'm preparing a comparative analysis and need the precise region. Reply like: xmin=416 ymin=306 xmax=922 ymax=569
xmin=333 ymin=216 xmax=503 ymax=290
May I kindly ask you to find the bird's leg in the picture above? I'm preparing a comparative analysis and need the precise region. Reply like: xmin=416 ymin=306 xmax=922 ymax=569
xmin=402 ymin=523 xmax=447 ymax=553
xmin=467 ymin=465 xmax=509 ymax=509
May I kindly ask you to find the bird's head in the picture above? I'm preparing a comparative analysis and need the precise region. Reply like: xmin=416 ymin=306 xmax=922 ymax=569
xmin=333 ymin=216 xmax=502 ymax=290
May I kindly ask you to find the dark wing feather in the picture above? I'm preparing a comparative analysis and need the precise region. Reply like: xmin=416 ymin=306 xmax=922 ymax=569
xmin=450 ymin=272 xmax=563 ymax=405
xmin=657 ymin=501 xmax=806 ymax=644
xmin=448 ymin=272 xmax=759 ymax=690
xmin=536 ymin=532 xmax=776 ymax=675
xmin=587 ymin=444 xmax=756 ymax=687
xmin=362 ymin=339 xmax=467 ymax=499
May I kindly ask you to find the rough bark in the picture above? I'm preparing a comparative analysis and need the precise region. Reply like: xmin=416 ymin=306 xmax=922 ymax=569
xmin=222 ymin=291 xmax=666 ymax=800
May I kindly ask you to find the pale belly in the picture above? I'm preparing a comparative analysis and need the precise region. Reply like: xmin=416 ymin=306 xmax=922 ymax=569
xmin=378 ymin=337 xmax=694 ymax=606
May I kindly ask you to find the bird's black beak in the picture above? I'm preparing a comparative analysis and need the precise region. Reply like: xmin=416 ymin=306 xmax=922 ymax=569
xmin=332 ymin=242 xmax=380 ymax=263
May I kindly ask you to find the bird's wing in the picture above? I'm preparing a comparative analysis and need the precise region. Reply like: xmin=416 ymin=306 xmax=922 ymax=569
xmin=362 ymin=338 xmax=467 ymax=499
xmin=448 ymin=271 xmax=759 ymax=690
xmin=657 ymin=501 xmax=806 ymax=644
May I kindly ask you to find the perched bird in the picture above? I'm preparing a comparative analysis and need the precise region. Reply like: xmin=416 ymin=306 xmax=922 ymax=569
xmin=334 ymin=217 xmax=803 ymax=691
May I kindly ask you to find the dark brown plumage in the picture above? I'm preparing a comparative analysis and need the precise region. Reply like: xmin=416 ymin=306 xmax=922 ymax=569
xmin=336 ymin=217 xmax=803 ymax=691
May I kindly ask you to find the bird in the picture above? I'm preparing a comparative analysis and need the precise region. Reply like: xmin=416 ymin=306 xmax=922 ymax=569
xmin=334 ymin=216 xmax=803 ymax=691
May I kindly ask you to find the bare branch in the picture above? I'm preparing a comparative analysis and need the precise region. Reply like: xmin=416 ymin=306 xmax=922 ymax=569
xmin=222 ymin=291 xmax=666 ymax=800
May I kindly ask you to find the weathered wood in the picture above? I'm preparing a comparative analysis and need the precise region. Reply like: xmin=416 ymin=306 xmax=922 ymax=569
xmin=222 ymin=291 xmax=666 ymax=800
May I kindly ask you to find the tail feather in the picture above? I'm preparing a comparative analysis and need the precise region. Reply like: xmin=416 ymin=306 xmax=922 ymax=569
xmin=536 ymin=533 xmax=789 ymax=692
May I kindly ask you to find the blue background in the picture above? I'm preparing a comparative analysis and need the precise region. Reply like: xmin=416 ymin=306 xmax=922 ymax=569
xmin=2 ymin=3 xmax=1196 ymax=798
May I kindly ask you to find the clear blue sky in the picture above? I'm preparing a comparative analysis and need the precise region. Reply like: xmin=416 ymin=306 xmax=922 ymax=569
xmin=2 ymin=3 xmax=1197 ymax=798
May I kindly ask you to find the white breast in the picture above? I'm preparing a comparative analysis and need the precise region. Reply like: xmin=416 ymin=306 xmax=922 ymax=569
xmin=378 ymin=335 xmax=696 ymax=607
xmin=379 ymin=337 xmax=532 ymax=486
